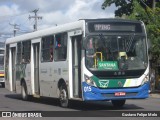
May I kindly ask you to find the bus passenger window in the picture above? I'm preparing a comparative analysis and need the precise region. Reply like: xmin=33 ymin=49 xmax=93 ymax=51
xmin=54 ymin=33 xmax=67 ymax=61
xmin=17 ymin=42 xmax=22 ymax=64
xmin=50 ymin=50 xmax=53 ymax=61
xmin=41 ymin=35 xmax=54 ymax=62
xmin=22 ymin=40 xmax=31 ymax=63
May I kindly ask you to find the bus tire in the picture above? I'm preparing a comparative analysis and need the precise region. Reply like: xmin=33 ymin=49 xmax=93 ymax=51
xmin=59 ymin=83 xmax=70 ymax=108
xmin=111 ymin=100 xmax=126 ymax=108
xmin=21 ymin=82 xmax=29 ymax=101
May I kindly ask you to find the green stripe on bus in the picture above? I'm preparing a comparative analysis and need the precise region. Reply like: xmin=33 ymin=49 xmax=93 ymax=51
xmin=91 ymin=76 xmax=126 ymax=88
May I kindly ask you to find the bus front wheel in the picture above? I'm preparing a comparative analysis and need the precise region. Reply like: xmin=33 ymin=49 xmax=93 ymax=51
xmin=111 ymin=100 xmax=126 ymax=108
xmin=59 ymin=83 xmax=69 ymax=108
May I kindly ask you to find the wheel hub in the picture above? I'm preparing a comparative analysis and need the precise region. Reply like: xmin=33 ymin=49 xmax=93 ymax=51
xmin=60 ymin=89 xmax=67 ymax=101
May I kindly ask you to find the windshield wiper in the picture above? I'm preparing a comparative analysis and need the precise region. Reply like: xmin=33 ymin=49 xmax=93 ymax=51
xmin=126 ymin=34 xmax=135 ymax=52
xmin=98 ymin=34 xmax=116 ymax=60
xmin=98 ymin=34 xmax=106 ymax=48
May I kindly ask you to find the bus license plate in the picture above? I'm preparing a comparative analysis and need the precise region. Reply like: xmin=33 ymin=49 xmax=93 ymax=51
xmin=115 ymin=92 xmax=126 ymax=96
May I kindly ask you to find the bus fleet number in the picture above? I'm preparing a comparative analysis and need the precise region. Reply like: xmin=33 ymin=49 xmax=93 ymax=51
xmin=84 ymin=86 xmax=92 ymax=92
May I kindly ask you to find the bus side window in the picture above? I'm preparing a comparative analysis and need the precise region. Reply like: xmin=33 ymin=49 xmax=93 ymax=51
xmin=54 ymin=33 xmax=67 ymax=61
xmin=22 ymin=40 xmax=31 ymax=63
xmin=17 ymin=42 xmax=22 ymax=64
xmin=41 ymin=35 xmax=54 ymax=62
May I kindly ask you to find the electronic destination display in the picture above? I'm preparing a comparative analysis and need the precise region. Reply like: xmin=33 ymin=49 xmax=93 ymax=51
xmin=88 ymin=22 xmax=143 ymax=33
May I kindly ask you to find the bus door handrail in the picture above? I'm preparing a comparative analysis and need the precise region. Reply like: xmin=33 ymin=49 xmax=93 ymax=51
xmin=94 ymin=52 xmax=103 ymax=68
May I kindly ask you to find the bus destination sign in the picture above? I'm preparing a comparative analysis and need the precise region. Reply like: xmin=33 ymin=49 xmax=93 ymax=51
xmin=88 ymin=22 xmax=142 ymax=33
xmin=94 ymin=24 xmax=111 ymax=31
xmin=93 ymin=24 xmax=135 ymax=32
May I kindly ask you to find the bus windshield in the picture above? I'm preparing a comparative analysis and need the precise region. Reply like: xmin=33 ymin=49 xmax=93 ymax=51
xmin=85 ymin=35 xmax=148 ymax=71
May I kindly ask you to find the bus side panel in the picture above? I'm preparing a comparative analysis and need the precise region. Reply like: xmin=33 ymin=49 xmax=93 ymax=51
xmin=15 ymin=64 xmax=21 ymax=93
xmin=39 ymin=62 xmax=57 ymax=97
xmin=54 ymin=61 xmax=69 ymax=98
xmin=25 ymin=64 xmax=32 ymax=94
xmin=14 ymin=63 xmax=31 ymax=94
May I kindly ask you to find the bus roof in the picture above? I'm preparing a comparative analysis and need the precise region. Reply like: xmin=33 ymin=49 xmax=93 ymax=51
xmin=82 ymin=18 xmax=143 ymax=24
xmin=5 ymin=18 xmax=144 ymax=44
xmin=5 ymin=20 xmax=85 ymax=44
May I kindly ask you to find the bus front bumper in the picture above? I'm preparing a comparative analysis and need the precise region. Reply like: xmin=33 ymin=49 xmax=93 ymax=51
xmin=82 ymin=82 xmax=150 ymax=101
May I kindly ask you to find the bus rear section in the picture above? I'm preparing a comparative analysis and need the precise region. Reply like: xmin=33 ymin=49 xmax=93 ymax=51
xmin=82 ymin=19 xmax=150 ymax=107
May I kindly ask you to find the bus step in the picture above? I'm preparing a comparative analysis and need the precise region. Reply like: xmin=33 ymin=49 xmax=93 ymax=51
xmin=33 ymin=94 xmax=40 ymax=98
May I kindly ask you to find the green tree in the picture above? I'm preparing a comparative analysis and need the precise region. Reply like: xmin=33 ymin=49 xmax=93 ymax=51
xmin=146 ymin=7 xmax=160 ymax=63
xmin=102 ymin=0 xmax=158 ymax=17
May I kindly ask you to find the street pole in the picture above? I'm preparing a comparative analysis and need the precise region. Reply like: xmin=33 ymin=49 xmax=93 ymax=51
xmin=29 ymin=9 xmax=42 ymax=31
xmin=9 ymin=23 xmax=19 ymax=37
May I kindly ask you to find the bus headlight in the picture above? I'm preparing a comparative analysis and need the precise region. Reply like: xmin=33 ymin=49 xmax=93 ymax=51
xmin=141 ymin=74 xmax=149 ymax=85
xmin=84 ymin=75 xmax=97 ymax=87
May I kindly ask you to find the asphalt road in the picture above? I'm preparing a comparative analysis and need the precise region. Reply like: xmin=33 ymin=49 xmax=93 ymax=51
xmin=0 ymin=87 xmax=159 ymax=120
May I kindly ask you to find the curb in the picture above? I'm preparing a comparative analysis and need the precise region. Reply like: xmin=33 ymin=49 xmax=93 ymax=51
xmin=149 ymin=93 xmax=160 ymax=98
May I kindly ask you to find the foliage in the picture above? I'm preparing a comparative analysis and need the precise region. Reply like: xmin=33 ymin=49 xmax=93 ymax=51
xmin=146 ymin=7 xmax=160 ymax=62
xmin=102 ymin=0 xmax=134 ymax=17
xmin=101 ymin=0 xmax=157 ymax=17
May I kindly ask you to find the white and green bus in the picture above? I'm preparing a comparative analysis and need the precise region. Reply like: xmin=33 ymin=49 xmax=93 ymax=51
xmin=5 ymin=19 xmax=150 ymax=107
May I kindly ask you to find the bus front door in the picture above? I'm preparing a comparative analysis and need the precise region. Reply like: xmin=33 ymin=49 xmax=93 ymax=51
xmin=72 ymin=36 xmax=82 ymax=98
xmin=33 ymin=43 xmax=40 ymax=95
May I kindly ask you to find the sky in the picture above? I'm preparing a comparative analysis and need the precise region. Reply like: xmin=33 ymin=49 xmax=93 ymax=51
xmin=0 ymin=0 xmax=115 ymax=42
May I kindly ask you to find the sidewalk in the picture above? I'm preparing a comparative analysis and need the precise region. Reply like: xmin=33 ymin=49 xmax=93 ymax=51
xmin=149 ymin=90 xmax=160 ymax=98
